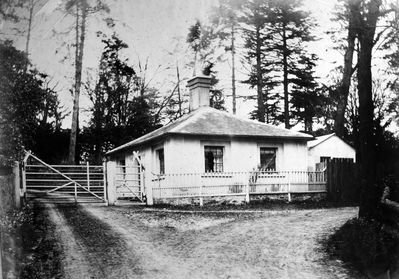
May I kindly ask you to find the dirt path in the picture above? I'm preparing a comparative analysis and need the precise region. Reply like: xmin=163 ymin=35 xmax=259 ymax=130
xmin=40 ymin=204 xmax=362 ymax=279
xmin=45 ymin=203 xmax=93 ymax=279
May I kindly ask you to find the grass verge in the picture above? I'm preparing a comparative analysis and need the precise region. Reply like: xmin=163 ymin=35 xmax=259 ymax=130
xmin=151 ymin=199 xmax=357 ymax=211
xmin=19 ymin=203 xmax=64 ymax=279
xmin=0 ymin=203 xmax=64 ymax=279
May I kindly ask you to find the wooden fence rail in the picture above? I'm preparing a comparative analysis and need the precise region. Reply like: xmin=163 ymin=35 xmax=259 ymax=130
xmin=151 ymin=170 xmax=327 ymax=204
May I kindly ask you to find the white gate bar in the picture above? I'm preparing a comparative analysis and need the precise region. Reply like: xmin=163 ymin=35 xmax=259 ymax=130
xmin=119 ymin=184 xmax=143 ymax=201
xmin=47 ymin=181 xmax=74 ymax=193
xmin=26 ymin=164 xmax=103 ymax=167
xmin=26 ymin=152 xmax=105 ymax=201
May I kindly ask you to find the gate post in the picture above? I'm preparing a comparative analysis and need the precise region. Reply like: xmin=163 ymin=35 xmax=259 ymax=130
xmin=102 ymin=161 xmax=107 ymax=204
xmin=21 ymin=155 xmax=28 ymax=199
xmin=106 ymin=160 xmax=117 ymax=205
xmin=146 ymin=171 xmax=153 ymax=206
xmin=13 ymin=162 xmax=21 ymax=208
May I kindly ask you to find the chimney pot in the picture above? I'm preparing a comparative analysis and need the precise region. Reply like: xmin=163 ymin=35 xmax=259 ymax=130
xmin=187 ymin=75 xmax=211 ymax=111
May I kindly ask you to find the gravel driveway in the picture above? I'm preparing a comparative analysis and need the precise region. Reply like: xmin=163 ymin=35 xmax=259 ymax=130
xmin=41 ymin=203 xmax=362 ymax=279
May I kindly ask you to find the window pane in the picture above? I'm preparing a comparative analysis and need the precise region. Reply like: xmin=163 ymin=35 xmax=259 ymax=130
xmin=157 ymin=149 xmax=165 ymax=174
xmin=204 ymin=146 xmax=223 ymax=172
xmin=260 ymin=148 xmax=276 ymax=170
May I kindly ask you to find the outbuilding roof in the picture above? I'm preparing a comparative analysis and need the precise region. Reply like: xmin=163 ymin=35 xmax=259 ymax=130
xmin=106 ymin=107 xmax=313 ymax=155
xmin=307 ymin=133 xmax=356 ymax=150
xmin=307 ymin=133 xmax=335 ymax=148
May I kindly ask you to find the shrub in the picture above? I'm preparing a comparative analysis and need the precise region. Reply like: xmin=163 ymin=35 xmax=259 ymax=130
xmin=0 ymin=204 xmax=33 ymax=232
xmin=326 ymin=217 xmax=399 ymax=273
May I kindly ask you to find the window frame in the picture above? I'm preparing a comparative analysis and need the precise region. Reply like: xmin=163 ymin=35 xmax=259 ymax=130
xmin=259 ymin=147 xmax=277 ymax=171
xmin=156 ymin=148 xmax=165 ymax=174
xmin=204 ymin=145 xmax=224 ymax=173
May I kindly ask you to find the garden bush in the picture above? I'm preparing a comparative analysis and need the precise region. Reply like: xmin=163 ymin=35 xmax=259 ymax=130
xmin=326 ymin=217 xmax=399 ymax=275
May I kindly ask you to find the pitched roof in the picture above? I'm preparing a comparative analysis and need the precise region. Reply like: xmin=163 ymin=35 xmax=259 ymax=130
xmin=106 ymin=107 xmax=313 ymax=155
xmin=307 ymin=133 xmax=336 ymax=148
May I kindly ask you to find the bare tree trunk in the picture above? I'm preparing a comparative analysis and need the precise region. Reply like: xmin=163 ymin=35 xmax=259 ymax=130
xmin=334 ymin=1 xmax=359 ymax=137
xmin=256 ymin=24 xmax=265 ymax=123
xmin=305 ymin=113 xmax=313 ymax=133
xmin=68 ymin=2 xmax=87 ymax=164
xmin=357 ymin=0 xmax=381 ymax=220
xmin=231 ymin=24 xmax=236 ymax=115
xmin=41 ymin=100 xmax=49 ymax=126
xmin=282 ymin=21 xmax=289 ymax=129
xmin=176 ymin=62 xmax=182 ymax=117
xmin=24 ymin=0 xmax=34 ymax=71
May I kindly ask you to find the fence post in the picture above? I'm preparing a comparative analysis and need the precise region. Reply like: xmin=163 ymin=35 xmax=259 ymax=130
xmin=245 ymin=173 xmax=250 ymax=203
xmin=199 ymin=179 xmax=204 ymax=207
xmin=106 ymin=160 xmax=117 ymax=206
xmin=287 ymin=171 xmax=292 ymax=202
xmin=13 ymin=162 xmax=21 ymax=208
xmin=87 ymin=161 xmax=90 ymax=191
xmin=200 ymin=186 xmax=204 ymax=206
xmin=102 ymin=161 xmax=107 ymax=204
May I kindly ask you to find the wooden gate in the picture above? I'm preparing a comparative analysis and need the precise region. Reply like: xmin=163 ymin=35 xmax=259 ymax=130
xmin=326 ymin=158 xmax=359 ymax=202
xmin=115 ymin=152 xmax=145 ymax=203
xmin=23 ymin=152 xmax=107 ymax=203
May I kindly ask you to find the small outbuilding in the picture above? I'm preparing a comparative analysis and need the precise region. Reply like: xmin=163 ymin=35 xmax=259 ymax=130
xmin=307 ymin=133 xmax=356 ymax=171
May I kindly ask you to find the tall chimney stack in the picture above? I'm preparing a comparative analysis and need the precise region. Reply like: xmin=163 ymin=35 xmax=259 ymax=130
xmin=187 ymin=75 xmax=211 ymax=111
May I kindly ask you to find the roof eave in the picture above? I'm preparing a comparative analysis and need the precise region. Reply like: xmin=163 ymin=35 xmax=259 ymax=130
xmin=105 ymin=134 xmax=169 ymax=156
xmin=106 ymin=131 xmax=313 ymax=156
xmin=308 ymin=133 xmax=335 ymax=149
xmin=167 ymin=132 xmax=313 ymax=141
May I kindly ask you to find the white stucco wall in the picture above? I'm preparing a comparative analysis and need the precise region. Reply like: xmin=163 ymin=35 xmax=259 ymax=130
xmin=111 ymin=136 xmax=309 ymax=174
xmin=134 ymin=136 xmax=309 ymax=174
xmin=110 ymin=136 xmax=309 ymax=201
xmin=281 ymin=141 xmax=309 ymax=171
xmin=308 ymin=135 xmax=356 ymax=169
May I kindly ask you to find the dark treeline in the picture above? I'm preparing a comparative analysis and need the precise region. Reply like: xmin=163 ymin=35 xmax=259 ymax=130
xmin=0 ymin=41 xmax=69 ymax=165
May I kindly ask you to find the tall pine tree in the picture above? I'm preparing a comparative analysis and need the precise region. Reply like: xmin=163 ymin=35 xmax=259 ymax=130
xmin=265 ymin=0 xmax=317 ymax=128
xmin=290 ymin=54 xmax=322 ymax=132
xmin=241 ymin=0 xmax=271 ymax=123
xmin=210 ymin=0 xmax=243 ymax=114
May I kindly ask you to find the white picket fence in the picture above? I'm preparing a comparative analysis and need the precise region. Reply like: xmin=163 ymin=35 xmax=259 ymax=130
xmin=151 ymin=170 xmax=326 ymax=202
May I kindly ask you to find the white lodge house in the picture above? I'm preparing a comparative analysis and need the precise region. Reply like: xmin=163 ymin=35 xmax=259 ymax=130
xmin=105 ymin=76 xmax=326 ymax=205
